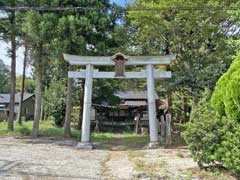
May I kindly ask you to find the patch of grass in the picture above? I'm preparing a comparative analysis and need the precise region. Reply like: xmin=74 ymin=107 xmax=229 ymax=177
xmin=176 ymin=152 xmax=185 ymax=158
xmin=121 ymin=132 xmax=149 ymax=144
xmin=91 ymin=132 xmax=113 ymax=142
xmin=123 ymin=133 xmax=149 ymax=149
xmin=123 ymin=132 xmax=148 ymax=140
xmin=0 ymin=121 xmax=150 ymax=146
xmin=134 ymin=159 xmax=168 ymax=178
xmin=0 ymin=121 xmax=32 ymax=136
xmin=0 ymin=120 xmax=65 ymax=137
xmin=0 ymin=121 xmax=114 ymax=143
xmin=128 ymin=150 xmax=145 ymax=159
xmin=182 ymin=168 xmax=235 ymax=180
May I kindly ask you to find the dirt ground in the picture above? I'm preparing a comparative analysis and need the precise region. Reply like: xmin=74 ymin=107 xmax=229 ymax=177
xmin=0 ymin=135 xmax=237 ymax=180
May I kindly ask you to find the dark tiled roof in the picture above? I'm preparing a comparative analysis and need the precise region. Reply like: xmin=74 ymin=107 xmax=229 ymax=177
xmin=0 ymin=93 xmax=34 ymax=104
xmin=121 ymin=100 xmax=147 ymax=107
xmin=114 ymin=90 xmax=159 ymax=100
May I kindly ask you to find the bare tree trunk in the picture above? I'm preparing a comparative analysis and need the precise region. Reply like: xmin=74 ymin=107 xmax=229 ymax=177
xmin=32 ymin=50 xmax=43 ymax=138
xmin=63 ymin=66 xmax=73 ymax=138
xmin=8 ymin=10 xmax=16 ymax=132
xmin=17 ymin=42 xmax=28 ymax=124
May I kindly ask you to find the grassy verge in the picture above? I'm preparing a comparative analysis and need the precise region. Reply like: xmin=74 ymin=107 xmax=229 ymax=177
xmin=0 ymin=120 xmax=113 ymax=142
xmin=0 ymin=120 xmax=79 ymax=137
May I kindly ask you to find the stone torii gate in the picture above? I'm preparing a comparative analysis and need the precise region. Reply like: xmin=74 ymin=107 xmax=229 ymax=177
xmin=64 ymin=53 xmax=176 ymax=149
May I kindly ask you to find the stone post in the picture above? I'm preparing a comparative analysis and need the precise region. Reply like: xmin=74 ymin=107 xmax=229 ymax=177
xmin=160 ymin=115 xmax=166 ymax=138
xmin=147 ymin=64 xmax=159 ymax=147
xmin=165 ymin=113 xmax=172 ymax=145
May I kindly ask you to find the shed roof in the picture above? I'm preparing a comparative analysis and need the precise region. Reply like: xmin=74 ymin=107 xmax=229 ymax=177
xmin=114 ymin=90 xmax=159 ymax=100
xmin=0 ymin=93 xmax=34 ymax=104
xmin=121 ymin=100 xmax=147 ymax=107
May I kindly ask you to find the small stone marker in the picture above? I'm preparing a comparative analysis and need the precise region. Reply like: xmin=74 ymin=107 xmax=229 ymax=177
xmin=141 ymin=127 xmax=149 ymax=135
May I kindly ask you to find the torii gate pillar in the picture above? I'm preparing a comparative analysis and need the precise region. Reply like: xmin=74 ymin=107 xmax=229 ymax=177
xmin=64 ymin=53 xmax=176 ymax=149
xmin=147 ymin=64 xmax=159 ymax=147
xmin=81 ymin=64 xmax=93 ymax=143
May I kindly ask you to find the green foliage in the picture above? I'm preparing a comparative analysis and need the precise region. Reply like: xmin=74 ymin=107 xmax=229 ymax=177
xmin=93 ymin=79 xmax=121 ymax=105
xmin=16 ymin=76 xmax=35 ymax=93
xmin=211 ymin=53 xmax=240 ymax=122
xmin=127 ymin=0 xmax=240 ymax=123
xmin=127 ymin=0 xmax=237 ymax=90
xmin=43 ymin=80 xmax=66 ymax=126
xmin=23 ymin=11 xmax=58 ymax=70
xmin=182 ymin=91 xmax=240 ymax=174
xmin=0 ymin=0 xmax=23 ymax=40
xmin=218 ymin=125 xmax=240 ymax=173
xmin=0 ymin=59 xmax=10 ymax=93
xmin=0 ymin=121 xmax=31 ymax=136
xmin=182 ymin=91 xmax=221 ymax=166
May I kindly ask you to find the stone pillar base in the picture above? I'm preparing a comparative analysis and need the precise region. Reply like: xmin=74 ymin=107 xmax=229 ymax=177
xmin=76 ymin=142 xmax=93 ymax=150
xmin=148 ymin=142 xmax=160 ymax=149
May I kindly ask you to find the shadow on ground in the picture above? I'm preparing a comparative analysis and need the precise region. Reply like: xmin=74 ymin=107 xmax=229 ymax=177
xmin=94 ymin=135 xmax=149 ymax=151
xmin=17 ymin=132 xmax=187 ymax=152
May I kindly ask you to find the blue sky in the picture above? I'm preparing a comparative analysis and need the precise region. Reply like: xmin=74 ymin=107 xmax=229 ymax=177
xmin=0 ymin=41 xmax=31 ymax=76
xmin=111 ymin=0 xmax=126 ymax=6
xmin=0 ymin=0 xmax=128 ymax=76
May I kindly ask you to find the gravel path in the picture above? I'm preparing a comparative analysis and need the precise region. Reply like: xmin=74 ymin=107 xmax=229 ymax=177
xmin=0 ymin=136 xmax=237 ymax=180
xmin=101 ymin=151 xmax=134 ymax=180
xmin=0 ymin=137 xmax=108 ymax=180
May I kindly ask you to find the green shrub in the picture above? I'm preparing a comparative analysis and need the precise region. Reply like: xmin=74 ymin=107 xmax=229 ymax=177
xmin=211 ymin=53 xmax=240 ymax=122
xmin=43 ymin=80 xmax=66 ymax=126
xmin=182 ymin=91 xmax=240 ymax=174
xmin=218 ymin=124 xmax=240 ymax=173
xmin=18 ymin=126 xmax=31 ymax=135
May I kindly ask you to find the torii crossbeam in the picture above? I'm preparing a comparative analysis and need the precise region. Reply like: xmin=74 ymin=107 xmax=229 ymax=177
xmin=64 ymin=53 xmax=176 ymax=149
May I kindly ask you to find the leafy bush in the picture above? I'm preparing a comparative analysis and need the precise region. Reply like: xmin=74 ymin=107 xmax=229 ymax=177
xmin=218 ymin=124 xmax=240 ymax=173
xmin=182 ymin=91 xmax=240 ymax=174
xmin=43 ymin=80 xmax=66 ymax=126
xmin=18 ymin=126 xmax=31 ymax=135
xmin=211 ymin=53 xmax=240 ymax=122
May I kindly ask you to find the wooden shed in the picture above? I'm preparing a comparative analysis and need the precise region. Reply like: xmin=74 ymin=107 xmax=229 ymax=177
xmin=0 ymin=93 xmax=35 ymax=121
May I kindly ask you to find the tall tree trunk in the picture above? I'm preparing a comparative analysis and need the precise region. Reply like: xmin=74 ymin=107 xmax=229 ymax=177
xmin=63 ymin=66 xmax=73 ymax=138
xmin=8 ymin=10 xmax=16 ymax=132
xmin=32 ymin=50 xmax=43 ymax=138
xmin=17 ymin=42 xmax=28 ymax=124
